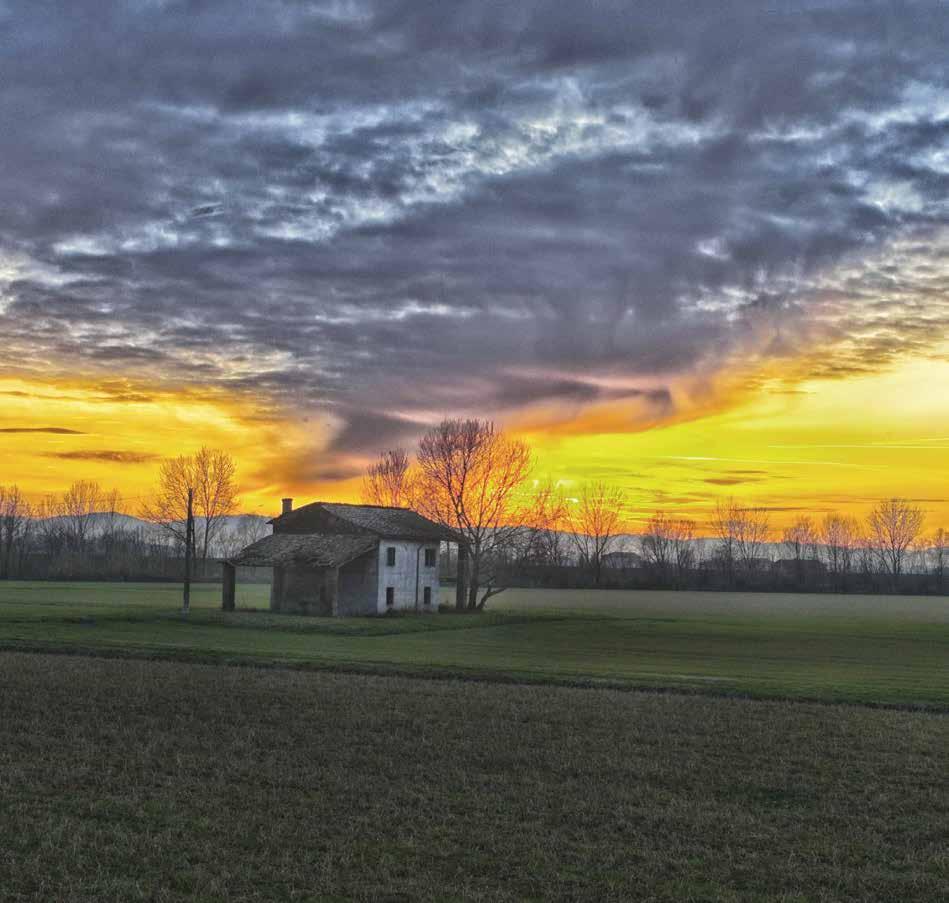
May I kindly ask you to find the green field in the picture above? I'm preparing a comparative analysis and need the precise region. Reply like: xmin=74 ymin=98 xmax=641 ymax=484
xmin=1 ymin=653 xmax=946 ymax=902
xmin=0 ymin=581 xmax=946 ymax=707
xmin=2 ymin=584 xmax=948 ymax=900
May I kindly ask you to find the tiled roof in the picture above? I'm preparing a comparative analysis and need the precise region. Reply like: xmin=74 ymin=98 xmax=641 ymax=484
xmin=275 ymin=502 xmax=463 ymax=542
xmin=228 ymin=533 xmax=377 ymax=568
xmin=322 ymin=503 xmax=460 ymax=541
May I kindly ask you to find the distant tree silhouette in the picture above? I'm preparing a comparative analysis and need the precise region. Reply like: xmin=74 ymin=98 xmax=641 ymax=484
xmin=867 ymin=498 xmax=924 ymax=588
xmin=569 ymin=482 xmax=626 ymax=586
xmin=362 ymin=448 xmax=413 ymax=508
xmin=713 ymin=498 xmax=771 ymax=584
xmin=930 ymin=527 xmax=947 ymax=592
xmin=0 ymin=485 xmax=31 ymax=579
xmin=781 ymin=516 xmax=819 ymax=585
xmin=514 ymin=480 xmax=569 ymax=567
xmin=142 ymin=447 xmax=237 ymax=572
xmin=641 ymin=511 xmax=696 ymax=587
xmin=61 ymin=480 xmax=103 ymax=561
xmin=820 ymin=513 xmax=859 ymax=590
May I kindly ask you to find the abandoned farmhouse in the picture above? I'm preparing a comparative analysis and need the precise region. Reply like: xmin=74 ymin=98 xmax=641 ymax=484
xmin=223 ymin=499 xmax=462 ymax=616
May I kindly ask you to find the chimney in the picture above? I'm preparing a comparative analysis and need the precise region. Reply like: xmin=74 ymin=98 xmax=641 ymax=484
xmin=281 ymin=498 xmax=293 ymax=515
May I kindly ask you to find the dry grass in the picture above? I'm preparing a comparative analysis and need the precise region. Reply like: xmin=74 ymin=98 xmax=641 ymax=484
xmin=1 ymin=652 xmax=946 ymax=902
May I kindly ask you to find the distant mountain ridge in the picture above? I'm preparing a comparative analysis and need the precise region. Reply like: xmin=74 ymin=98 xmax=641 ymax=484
xmin=29 ymin=512 xmax=271 ymax=557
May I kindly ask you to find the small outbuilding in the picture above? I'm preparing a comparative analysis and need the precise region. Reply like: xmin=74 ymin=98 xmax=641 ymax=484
xmin=222 ymin=499 xmax=465 ymax=616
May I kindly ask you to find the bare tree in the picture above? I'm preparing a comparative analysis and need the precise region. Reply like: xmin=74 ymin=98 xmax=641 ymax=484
xmin=930 ymin=527 xmax=947 ymax=593
xmin=0 ymin=485 xmax=32 ymax=579
xmin=35 ymin=494 xmax=66 ymax=562
xmin=867 ymin=498 xmax=924 ymax=586
xmin=736 ymin=507 xmax=771 ymax=575
xmin=782 ymin=516 xmax=818 ymax=561
xmin=569 ymin=482 xmax=626 ymax=586
xmin=668 ymin=517 xmax=697 ymax=585
xmin=856 ymin=534 xmax=878 ymax=589
xmin=641 ymin=511 xmax=696 ymax=586
xmin=820 ymin=513 xmax=859 ymax=590
xmin=362 ymin=448 xmax=413 ymax=507
xmin=640 ymin=510 xmax=674 ymax=580
xmin=415 ymin=418 xmax=532 ymax=609
xmin=516 ymin=480 xmax=569 ymax=566
xmin=711 ymin=498 xmax=740 ymax=582
xmin=99 ymin=488 xmax=124 ymax=564
xmin=781 ymin=516 xmax=819 ymax=585
xmin=60 ymin=480 xmax=103 ymax=560
xmin=141 ymin=447 xmax=238 ymax=570
xmin=220 ymin=514 xmax=270 ymax=559
xmin=712 ymin=498 xmax=770 ymax=582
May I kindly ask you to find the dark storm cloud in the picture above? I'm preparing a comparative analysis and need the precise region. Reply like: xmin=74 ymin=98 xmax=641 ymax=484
xmin=325 ymin=409 xmax=425 ymax=456
xmin=1 ymin=1 xmax=948 ymax=467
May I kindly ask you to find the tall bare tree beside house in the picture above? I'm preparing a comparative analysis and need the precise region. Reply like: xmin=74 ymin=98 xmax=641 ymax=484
xmin=0 ymin=485 xmax=32 ymax=579
xmin=141 ymin=447 xmax=238 ymax=572
xmin=362 ymin=448 xmax=413 ymax=508
xmin=867 ymin=498 xmax=924 ymax=587
xmin=415 ymin=418 xmax=532 ymax=609
xmin=569 ymin=482 xmax=626 ymax=586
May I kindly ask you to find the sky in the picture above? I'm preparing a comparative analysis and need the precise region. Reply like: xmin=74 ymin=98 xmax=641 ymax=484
xmin=1 ymin=1 xmax=947 ymax=531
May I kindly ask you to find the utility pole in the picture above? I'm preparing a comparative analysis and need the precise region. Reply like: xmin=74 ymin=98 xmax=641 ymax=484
xmin=183 ymin=487 xmax=193 ymax=613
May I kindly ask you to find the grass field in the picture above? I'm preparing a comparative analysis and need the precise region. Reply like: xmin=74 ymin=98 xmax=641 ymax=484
xmin=0 ymin=581 xmax=946 ymax=707
xmin=2 ymin=585 xmax=947 ymax=900
xmin=1 ymin=653 xmax=946 ymax=902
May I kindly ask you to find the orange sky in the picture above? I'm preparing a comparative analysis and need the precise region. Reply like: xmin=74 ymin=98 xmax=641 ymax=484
xmin=3 ymin=1 xmax=949 ymax=545
xmin=3 ymin=345 xmax=947 ymax=537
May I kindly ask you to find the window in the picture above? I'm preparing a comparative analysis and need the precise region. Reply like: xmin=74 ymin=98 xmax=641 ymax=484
xmin=424 ymin=547 xmax=437 ymax=567
xmin=423 ymin=586 xmax=432 ymax=607
xmin=386 ymin=586 xmax=395 ymax=608
xmin=386 ymin=546 xmax=396 ymax=566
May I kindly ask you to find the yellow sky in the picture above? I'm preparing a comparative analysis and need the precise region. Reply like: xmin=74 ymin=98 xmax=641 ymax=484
xmin=522 ymin=353 xmax=949 ymax=532
xmin=2 ymin=351 xmax=947 ymax=535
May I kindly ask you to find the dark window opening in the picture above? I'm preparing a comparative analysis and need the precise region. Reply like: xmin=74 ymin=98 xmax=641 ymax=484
xmin=423 ymin=586 xmax=432 ymax=607
xmin=386 ymin=546 xmax=396 ymax=566
xmin=385 ymin=586 xmax=395 ymax=607
xmin=424 ymin=547 xmax=437 ymax=567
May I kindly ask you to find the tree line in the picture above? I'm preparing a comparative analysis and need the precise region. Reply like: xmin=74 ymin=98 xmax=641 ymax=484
xmin=2 ymin=421 xmax=946 ymax=599
xmin=638 ymin=499 xmax=944 ymax=594
xmin=364 ymin=419 xmax=948 ymax=602
xmin=0 ymin=447 xmax=266 ymax=580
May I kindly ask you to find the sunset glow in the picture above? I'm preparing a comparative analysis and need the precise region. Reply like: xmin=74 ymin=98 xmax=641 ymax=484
xmin=1 ymin=2 xmax=947 ymax=537
xmin=4 ymin=348 xmax=948 ymax=532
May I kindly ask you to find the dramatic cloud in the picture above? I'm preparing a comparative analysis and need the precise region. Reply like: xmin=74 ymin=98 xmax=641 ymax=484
xmin=0 ymin=1 xmax=947 ymax=467
xmin=0 ymin=427 xmax=85 ymax=434
xmin=44 ymin=450 xmax=158 ymax=464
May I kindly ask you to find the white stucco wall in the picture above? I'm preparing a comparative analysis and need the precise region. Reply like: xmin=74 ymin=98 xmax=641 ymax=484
xmin=376 ymin=539 xmax=440 ymax=613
